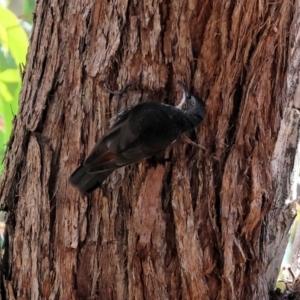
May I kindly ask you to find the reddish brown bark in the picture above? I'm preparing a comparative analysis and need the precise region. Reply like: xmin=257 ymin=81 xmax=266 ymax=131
xmin=1 ymin=1 xmax=300 ymax=299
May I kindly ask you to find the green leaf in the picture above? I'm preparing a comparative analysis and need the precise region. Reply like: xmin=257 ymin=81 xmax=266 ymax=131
xmin=0 ymin=44 xmax=17 ymax=70
xmin=0 ymin=68 xmax=19 ymax=83
xmin=24 ymin=0 xmax=36 ymax=24
xmin=0 ymin=7 xmax=29 ymax=66
xmin=0 ymin=81 xmax=13 ymax=102
xmin=0 ymin=22 xmax=8 ymax=49
xmin=0 ymin=6 xmax=30 ymax=172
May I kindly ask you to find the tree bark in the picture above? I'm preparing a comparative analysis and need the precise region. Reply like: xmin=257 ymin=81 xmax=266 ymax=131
xmin=1 ymin=0 xmax=300 ymax=299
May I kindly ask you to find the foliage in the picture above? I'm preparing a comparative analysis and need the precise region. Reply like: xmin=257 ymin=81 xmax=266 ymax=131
xmin=24 ymin=0 xmax=36 ymax=24
xmin=277 ymin=203 xmax=300 ymax=291
xmin=0 ymin=5 xmax=29 ymax=171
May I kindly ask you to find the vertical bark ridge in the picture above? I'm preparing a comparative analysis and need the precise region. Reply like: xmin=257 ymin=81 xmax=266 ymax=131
xmin=0 ymin=0 xmax=298 ymax=299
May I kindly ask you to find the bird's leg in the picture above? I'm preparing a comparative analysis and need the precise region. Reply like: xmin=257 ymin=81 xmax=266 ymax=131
xmin=100 ymin=81 xmax=136 ymax=113
xmin=181 ymin=134 xmax=206 ymax=150
xmin=181 ymin=135 xmax=221 ymax=162
xmin=100 ymin=81 xmax=136 ymax=96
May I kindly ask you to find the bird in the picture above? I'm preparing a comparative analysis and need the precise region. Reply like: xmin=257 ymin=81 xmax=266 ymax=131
xmin=69 ymin=81 xmax=205 ymax=194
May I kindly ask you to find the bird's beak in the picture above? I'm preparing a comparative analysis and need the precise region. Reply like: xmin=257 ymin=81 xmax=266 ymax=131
xmin=177 ymin=80 xmax=191 ymax=98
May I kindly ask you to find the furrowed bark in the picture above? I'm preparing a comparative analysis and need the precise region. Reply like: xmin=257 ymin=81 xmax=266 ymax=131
xmin=0 ymin=0 xmax=299 ymax=299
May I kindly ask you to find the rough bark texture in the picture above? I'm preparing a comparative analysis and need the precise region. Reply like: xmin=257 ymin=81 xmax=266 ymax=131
xmin=1 ymin=0 xmax=300 ymax=299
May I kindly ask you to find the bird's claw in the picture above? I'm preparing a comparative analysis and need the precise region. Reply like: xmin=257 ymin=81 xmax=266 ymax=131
xmin=100 ymin=81 xmax=136 ymax=96
xmin=182 ymin=134 xmax=206 ymax=150
xmin=100 ymin=81 xmax=137 ymax=113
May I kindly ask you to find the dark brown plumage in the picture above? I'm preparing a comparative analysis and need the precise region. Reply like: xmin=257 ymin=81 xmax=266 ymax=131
xmin=69 ymin=81 xmax=205 ymax=194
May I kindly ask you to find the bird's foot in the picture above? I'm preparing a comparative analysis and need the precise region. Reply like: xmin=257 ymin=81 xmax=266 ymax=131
xmin=100 ymin=81 xmax=138 ymax=113
xmin=100 ymin=81 xmax=137 ymax=96
xmin=182 ymin=134 xmax=206 ymax=150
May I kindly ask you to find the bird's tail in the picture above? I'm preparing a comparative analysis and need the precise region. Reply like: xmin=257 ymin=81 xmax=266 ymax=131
xmin=69 ymin=165 xmax=114 ymax=195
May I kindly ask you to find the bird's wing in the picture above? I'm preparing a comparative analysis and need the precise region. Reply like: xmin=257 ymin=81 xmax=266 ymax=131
xmin=84 ymin=103 xmax=176 ymax=173
xmin=107 ymin=104 xmax=176 ymax=164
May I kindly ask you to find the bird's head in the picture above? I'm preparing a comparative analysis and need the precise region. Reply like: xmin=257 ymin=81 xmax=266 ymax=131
xmin=178 ymin=80 xmax=191 ymax=97
xmin=176 ymin=81 xmax=205 ymax=120
xmin=177 ymin=80 xmax=192 ymax=110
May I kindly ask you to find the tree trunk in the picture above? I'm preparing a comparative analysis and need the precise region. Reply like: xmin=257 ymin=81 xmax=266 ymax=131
xmin=1 ymin=1 xmax=300 ymax=299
